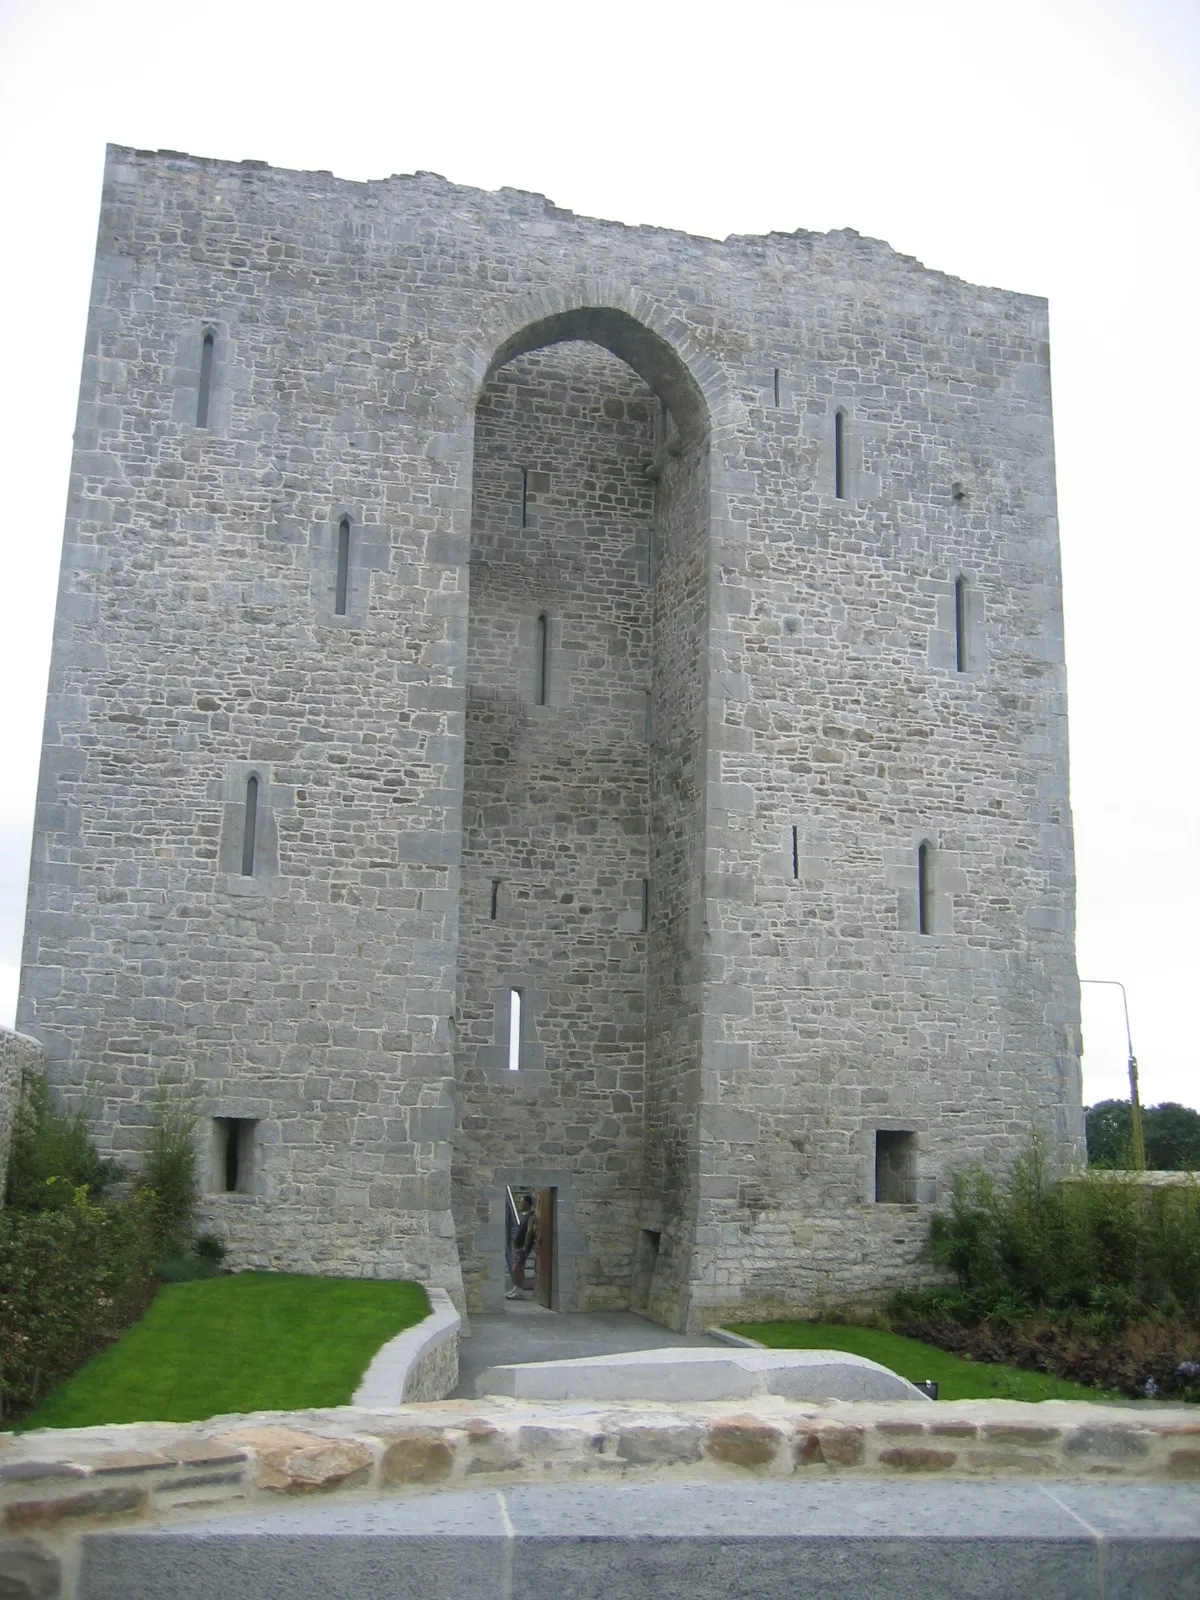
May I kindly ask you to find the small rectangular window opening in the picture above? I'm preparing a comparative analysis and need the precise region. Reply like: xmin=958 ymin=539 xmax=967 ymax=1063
xmin=875 ymin=1130 xmax=917 ymax=1204
xmin=954 ymin=576 xmax=967 ymax=673
xmin=217 ymin=1117 xmax=257 ymax=1194
xmin=534 ymin=613 xmax=549 ymax=706
xmin=241 ymin=775 xmax=259 ymax=878
xmin=490 ymin=879 xmax=501 ymax=921
xmin=773 ymin=367 xmax=781 ymax=408
xmin=507 ymin=988 xmax=523 ymax=1072
xmin=521 ymin=468 xmax=529 ymax=529
xmin=834 ymin=410 xmax=846 ymax=500
xmin=197 ymin=330 xmax=215 ymax=429
xmin=791 ymin=825 xmax=799 ymax=880
xmin=335 ymin=517 xmax=351 ymax=616
xmin=917 ymin=841 xmax=932 ymax=935
xmin=641 ymin=878 xmax=650 ymax=932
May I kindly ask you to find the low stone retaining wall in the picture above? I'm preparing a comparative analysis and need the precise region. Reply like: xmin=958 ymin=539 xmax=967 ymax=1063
xmin=3 ymin=1396 xmax=1198 ymax=1595
xmin=352 ymin=1286 xmax=460 ymax=1405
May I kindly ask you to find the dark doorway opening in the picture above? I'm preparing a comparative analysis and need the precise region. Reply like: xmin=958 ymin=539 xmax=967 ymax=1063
xmin=216 ymin=1117 xmax=257 ymax=1194
xmin=505 ymin=1184 xmax=555 ymax=1308
xmin=630 ymin=1227 xmax=661 ymax=1312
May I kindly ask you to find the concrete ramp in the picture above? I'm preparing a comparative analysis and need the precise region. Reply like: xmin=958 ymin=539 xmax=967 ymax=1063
xmin=77 ymin=1479 xmax=1200 ymax=1599
xmin=475 ymin=1344 xmax=931 ymax=1401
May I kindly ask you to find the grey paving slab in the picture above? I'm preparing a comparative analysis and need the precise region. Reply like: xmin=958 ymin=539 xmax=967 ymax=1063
xmin=75 ymin=1478 xmax=1200 ymax=1600
xmin=477 ymin=1343 xmax=927 ymax=1400
xmin=78 ymin=1492 xmax=508 ymax=1600
xmin=454 ymin=1306 xmax=719 ymax=1396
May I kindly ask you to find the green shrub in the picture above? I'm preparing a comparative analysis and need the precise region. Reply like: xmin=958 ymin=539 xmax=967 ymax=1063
xmin=893 ymin=1143 xmax=1200 ymax=1398
xmin=0 ymin=1188 xmax=158 ymax=1420
xmin=4 ymin=1073 xmax=121 ymax=1212
xmin=927 ymin=1144 xmax=1200 ymax=1315
xmin=136 ymin=1082 xmax=199 ymax=1252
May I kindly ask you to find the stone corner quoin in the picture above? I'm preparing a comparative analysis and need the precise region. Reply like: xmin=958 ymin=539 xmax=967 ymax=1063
xmin=11 ymin=143 xmax=1082 ymax=1331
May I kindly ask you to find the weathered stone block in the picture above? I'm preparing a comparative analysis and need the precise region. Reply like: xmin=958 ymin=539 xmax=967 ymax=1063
xmin=704 ymin=1418 xmax=784 ymax=1470
xmin=381 ymin=1431 xmax=455 ymax=1485
xmin=0 ymin=1538 xmax=60 ymax=1599
xmin=5 ymin=1485 xmax=146 ymax=1530
xmin=215 ymin=1427 xmax=371 ymax=1495
xmin=878 ymin=1446 xmax=958 ymax=1472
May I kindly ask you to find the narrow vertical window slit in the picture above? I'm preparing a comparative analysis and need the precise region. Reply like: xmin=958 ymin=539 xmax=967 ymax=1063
xmin=507 ymin=989 xmax=522 ymax=1072
xmin=490 ymin=879 xmax=500 ymax=921
xmin=792 ymin=826 xmax=799 ymax=880
xmin=534 ymin=613 xmax=548 ymax=706
xmin=335 ymin=517 xmax=351 ymax=616
xmin=197 ymin=331 xmax=215 ymax=429
xmin=954 ymin=576 xmax=967 ymax=673
xmin=918 ymin=841 xmax=932 ymax=935
xmin=834 ymin=410 xmax=846 ymax=500
xmin=773 ymin=367 xmax=781 ymax=408
xmin=521 ymin=468 xmax=529 ymax=529
xmin=641 ymin=878 xmax=650 ymax=932
xmin=241 ymin=776 xmax=259 ymax=878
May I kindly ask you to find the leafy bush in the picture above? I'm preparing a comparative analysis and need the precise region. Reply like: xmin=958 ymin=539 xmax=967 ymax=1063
xmin=0 ymin=1188 xmax=158 ymax=1420
xmin=892 ymin=1143 xmax=1200 ymax=1399
xmin=155 ymin=1235 xmax=227 ymax=1283
xmin=136 ymin=1082 xmax=199 ymax=1253
xmin=4 ymin=1073 xmax=122 ymax=1212
xmin=1086 ymin=1099 xmax=1200 ymax=1170
xmin=926 ymin=1144 xmax=1200 ymax=1314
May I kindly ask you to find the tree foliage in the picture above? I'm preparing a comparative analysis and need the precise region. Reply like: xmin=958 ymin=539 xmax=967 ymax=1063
xmin=1086 ymin=1100 xmax=1200 ymax=1170
xmin=4 ymin=1072 xmax=122 ymax=1212
xmin=135 ymin=1080 xmax=199 ymax=1253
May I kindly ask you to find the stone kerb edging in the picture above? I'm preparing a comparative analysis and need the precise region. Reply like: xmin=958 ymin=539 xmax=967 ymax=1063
xmin=352 ymin=1287 xmax=460 ymax=1406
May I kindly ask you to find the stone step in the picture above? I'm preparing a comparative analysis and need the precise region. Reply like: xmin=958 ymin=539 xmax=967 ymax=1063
xmin=77 ymin=1478 xmax=1200 ymax=1600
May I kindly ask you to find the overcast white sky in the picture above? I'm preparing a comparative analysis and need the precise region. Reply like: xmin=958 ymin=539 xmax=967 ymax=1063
xmin=0 ymin=0 xmax=1196 ymax=1110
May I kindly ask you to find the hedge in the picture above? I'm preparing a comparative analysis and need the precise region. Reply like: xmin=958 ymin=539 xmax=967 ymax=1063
xmin=0 ymin=1187 xmax=159 ymax=1422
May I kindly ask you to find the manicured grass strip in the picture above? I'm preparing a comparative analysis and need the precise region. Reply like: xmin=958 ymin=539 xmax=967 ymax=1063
xmin=21 ymin=1274 xmax=429 ymax=1430
xmin=725 ymin=1321 xmax=1115 ymax=1402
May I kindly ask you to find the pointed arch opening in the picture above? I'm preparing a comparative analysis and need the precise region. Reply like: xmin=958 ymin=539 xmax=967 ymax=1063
xmin=453 ymin=304 xmax=712 ymax=1319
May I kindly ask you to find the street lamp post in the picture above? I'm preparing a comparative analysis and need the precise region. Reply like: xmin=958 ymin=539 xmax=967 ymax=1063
xmin=1080 ymin=978 xmax=1145 ymax=1170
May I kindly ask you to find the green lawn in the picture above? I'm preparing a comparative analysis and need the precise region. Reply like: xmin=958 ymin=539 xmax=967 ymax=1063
xmin=725 ymin=1320 xmax=1114 ymax=1402
xmin=21 ymin=1274 xmax=429 ymax=1431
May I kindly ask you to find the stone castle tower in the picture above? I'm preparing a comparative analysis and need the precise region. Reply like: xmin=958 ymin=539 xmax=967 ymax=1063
xmin=14 ymin=146 xmax=1084 ymax=1328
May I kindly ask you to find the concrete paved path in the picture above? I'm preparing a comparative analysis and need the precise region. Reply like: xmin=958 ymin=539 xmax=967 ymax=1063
xmin=454 ymin=1303 xmax=720 ymax=1397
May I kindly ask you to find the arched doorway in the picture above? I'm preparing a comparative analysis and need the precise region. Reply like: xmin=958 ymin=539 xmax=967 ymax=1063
xmin=451 ymin=310 xmax=711 ymax=1321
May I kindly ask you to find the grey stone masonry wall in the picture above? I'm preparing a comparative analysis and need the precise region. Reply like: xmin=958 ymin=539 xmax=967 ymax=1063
xmin=18 ymin=144 xmax=1083 ymax=1326
xmin=0 ymin=1030 xmax=46 ymax=1199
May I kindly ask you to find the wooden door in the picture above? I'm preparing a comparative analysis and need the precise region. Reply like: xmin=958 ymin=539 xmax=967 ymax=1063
xmin=535 ymin=1188 xmax=554 ymax=1308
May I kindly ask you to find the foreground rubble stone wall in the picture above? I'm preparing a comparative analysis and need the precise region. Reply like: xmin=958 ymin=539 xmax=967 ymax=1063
xmin=17 ymin=144 xmax=1083 ymax=1325
xmin=3 ymin=1397 xmax=1198 ymax=1597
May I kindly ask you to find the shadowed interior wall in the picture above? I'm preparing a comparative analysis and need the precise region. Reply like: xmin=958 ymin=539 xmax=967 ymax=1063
xmin=453 ymin=343 xmax=658 ymax=1312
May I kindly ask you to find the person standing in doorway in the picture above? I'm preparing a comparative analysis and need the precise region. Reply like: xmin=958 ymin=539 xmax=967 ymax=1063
xmin=506 ymin=1193 xmax=538 ymax=1299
